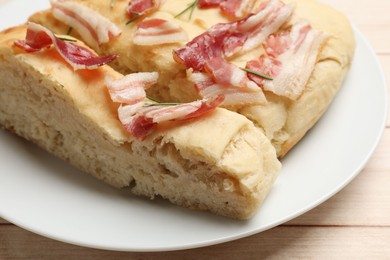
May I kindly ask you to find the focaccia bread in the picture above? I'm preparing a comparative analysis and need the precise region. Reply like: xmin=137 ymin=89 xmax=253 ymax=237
xmin=0 ymin=25 xmax=281 ymax=219
xmin=29 ymin=0 xmax=356 ymax=157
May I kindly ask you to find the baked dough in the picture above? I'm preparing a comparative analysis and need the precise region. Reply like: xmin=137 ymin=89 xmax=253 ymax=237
xmin=0 ymin=25 xmax=281 ymax=219
xmin=29 ymin=0 xmax=356 ymax=157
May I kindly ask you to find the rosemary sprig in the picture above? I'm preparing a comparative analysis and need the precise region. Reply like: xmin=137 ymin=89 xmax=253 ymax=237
xmin=57 ymin=36 xmax=77 ymax=42
xmin=146 ymin=95 xmax=162 ymax=103
xmin=174 ymin=0 xmax=199 ymax=20
xmin=145 ymin=96 xmax=181 ymax=107
xmin=126 ymin=11 xmax=142 ymax=25
xmin=241 ymin=68 xmax=273 ymax=80
xmin=143 ymin=102 xmax=181 ymax=107
xmin=66 ymin=27 xmax=73 ymax=35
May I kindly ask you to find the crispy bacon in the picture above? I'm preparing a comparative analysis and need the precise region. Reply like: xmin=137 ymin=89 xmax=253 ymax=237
xmin=133 ymin=18 xmax=188 ymax=45
xmin=173 ymin=0 xmax=294 ymax=71
xmin=107 ymin=73 xmax=223 ymax=140
xmin=189 ymin=71 xmax=266 ymax=106
xmin=127 ymin=0 xmax=161 ymax=19
xmin=51 ymin=0 xmax=121 ymax=48
xmin=246 ymin=22 xmax=328 ymax=100
xmin=15 ymin=23 xmax=118 ymax=70
xmin=106 ymin=72 xmax=158 ymax=104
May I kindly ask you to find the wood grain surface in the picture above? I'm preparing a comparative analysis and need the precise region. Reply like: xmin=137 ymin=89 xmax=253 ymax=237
xmin=1 ymin=0 xmax=389 ymax=259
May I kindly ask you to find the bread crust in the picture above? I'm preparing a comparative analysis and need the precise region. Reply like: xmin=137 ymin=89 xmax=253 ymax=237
xmin=0 ymin=25 xmax=281 ymax=219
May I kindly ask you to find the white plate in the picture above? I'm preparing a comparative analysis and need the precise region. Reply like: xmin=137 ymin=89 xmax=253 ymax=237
xmin=0 ymin=0 xmax=387 ymax=252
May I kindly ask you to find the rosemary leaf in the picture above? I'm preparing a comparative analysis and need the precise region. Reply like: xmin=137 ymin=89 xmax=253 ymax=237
xmin=188 ymin=0 xmax=199 ymax=19
xmin=143 ymin=102 xmax=181 ymax=107
xmin=126 ymin=12 xmax=142 ymax=25
xmin=66 ymin=27 xmax=73 ymax=35
xmin=241 ymin=67 xmax=273 ymax=80
xmin=145 ymin=96 xmax=181 ymax=106
xmin=174 ymin=0 xmax=199 ymax=20
xmin=110 ymin=0 xmax=115 ymax=8
xmin=146 ymin=95 xmax=161 ymax=103
xmin=57 ymin=36 xmax=77 ymax=42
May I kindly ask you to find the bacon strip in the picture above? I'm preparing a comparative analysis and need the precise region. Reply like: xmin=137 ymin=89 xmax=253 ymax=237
xmin=106 ymin=72 xmax=158 ymax=104
xmin=204 ymin=57 xmax=257 ymax=89
xmin=51 ymin=0 xmax=121 ymax=48
xmin=173 ymin=22 xmax=231 ymax=71
xmin=120 ymin=95 xmax=224 ymax=140
xmin=189 ymin=71 xmax=266 ymax=106
xmin=198 ymin=0 xmax=256 ymax=19
xmin=127 ymin=0 xmax=161 ymax=19
xmin=245 ymin=56 xmax=281 ymax=87
xmin=236 ymin=0 xmax=294 ymax=53
xmin=119 ymin=105 xmax=156 ymax=139
xmin=197 ymin=0 xmax=223 ymax=8
xmin=14 ymin=23 xmax=118 ymax=70
xmin=246 ymin=22 xmax=328 ymax=100
xmin=173 ymin=0 xmax=294 ymax=71
xmin=175 ymin=1 xmax=290 ymax=106
xmin=220 ymin=0 xmax=256 ymax=19
xmin=106 ymin=73 xmax=224 ymax=140
xmin=133 ymin=18 xmax=188 ymax=45
xmin=14 ymin=25 xmax=52 ymax=52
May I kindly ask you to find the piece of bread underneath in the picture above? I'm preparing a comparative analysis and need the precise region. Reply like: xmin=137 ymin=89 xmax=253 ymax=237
xmin=0 ymin=25 xmax=281 ymax=219
xmin=29 ymin=0 xmax=356 ymax=157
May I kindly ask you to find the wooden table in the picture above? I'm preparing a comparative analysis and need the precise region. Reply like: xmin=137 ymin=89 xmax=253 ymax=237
xmin=1 ymin=0 xmax=389 ymax=258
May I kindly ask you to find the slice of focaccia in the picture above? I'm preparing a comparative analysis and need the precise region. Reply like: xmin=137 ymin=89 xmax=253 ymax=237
xmin=0 ymin=25 xmax=281 ymax=219
xmin=29 ymin=0 xmax=355 ymax=157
